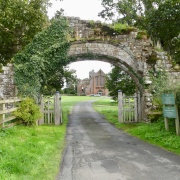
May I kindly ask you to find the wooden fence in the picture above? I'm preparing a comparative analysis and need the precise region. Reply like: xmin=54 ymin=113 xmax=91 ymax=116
xmin=38 ymin=91 xmax=62 ymax=125
xmin=0 ymin=98 xmax=21 ymax=129
xmin=118 ymin=90 xmax=138 ymax=123
xmin=0 ymin=92 xmax=62 ymax=129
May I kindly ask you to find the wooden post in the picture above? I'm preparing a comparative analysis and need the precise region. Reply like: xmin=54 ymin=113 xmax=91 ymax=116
xmin=0 ymin=102 xmax=5 ymax=128
xmin=118 ymin=90 xmax=123 ymax=123
xmin=137 ymin=91 xmax=141 ymax=122
xmin=38 ymin=95 xmax=44 ymax=125
xmin=59 ymin=93 xmax=63 ymax=124
xmin=47 ymin=97 xmax=50 ymax=124
xmin=175 ymin=105 xmax=180 ymax=136
xmin=122 ymin=94 xmax=125 ymax=122
xmin=163 ymin=105 xmax=169 ymax=131
xmin=164 ymin=117 xmax=169 ymax=131
xmin=134 ymin=93 xmax=138 ymax=122
xmin=54 ymin=91 xmax=60 ymax=125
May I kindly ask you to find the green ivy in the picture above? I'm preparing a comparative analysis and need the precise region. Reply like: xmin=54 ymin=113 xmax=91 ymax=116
xmin=13 ymin=17 xmax=71 ymax=98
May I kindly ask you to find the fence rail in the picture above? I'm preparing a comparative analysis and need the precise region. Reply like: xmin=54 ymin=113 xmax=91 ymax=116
xmin=0 ymin=92 xmax=63 ymax=129
xmin=0 ymin=98 xmax=21 ymax=129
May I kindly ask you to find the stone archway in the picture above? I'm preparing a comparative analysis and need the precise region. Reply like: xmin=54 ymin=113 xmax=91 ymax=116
xmin=67 ymin=42 xmax=145 ymax=121
xmin=65 ymin=16 xmax=180 ymax=121
xmin=1 ymin=16 xmax=179 ymax=121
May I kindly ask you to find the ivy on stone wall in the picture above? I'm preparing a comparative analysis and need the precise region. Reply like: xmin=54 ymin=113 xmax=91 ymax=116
xmin=13 ymin=17 xmax=71 ymax=98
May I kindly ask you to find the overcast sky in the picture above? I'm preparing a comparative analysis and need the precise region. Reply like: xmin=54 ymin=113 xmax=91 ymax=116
xmin=47 ymin=0 xmax=113 ymax=79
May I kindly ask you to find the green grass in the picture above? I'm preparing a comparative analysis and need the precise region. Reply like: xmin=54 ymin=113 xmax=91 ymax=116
xmin=0 ymin=125 xmax=66 ymax=180
xmin=0 ymin=95 xmax=100 ymax=180
xmin=93 ymin=98 xmax=180 ymax=155
xmin=1 ymin=95 xmax=179 ymax=179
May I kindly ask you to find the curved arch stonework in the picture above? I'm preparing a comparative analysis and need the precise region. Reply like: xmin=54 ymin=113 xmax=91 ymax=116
xmin=68 ymin=41 xmax=146 ymax=121
xmin=68 ymin=42 xmax=144 ymax=91
xmin=69 ymin=42 xmax=143 ymax=73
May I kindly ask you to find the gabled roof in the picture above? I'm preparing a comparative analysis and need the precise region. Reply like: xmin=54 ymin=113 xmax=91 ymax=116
xmin=94 ymin=69 xmax=105 ymax=76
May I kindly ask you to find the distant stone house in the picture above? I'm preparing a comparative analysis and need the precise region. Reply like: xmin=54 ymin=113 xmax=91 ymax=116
xmin=77 ymin=69 xmax=109 ymax=96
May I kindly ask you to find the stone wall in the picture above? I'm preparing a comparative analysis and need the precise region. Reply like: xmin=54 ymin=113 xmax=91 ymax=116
xmin=0 ymin=64 xmax=16 ymax=99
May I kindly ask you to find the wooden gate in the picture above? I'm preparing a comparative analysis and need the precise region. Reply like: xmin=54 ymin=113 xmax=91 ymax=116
xmin=118 ymin=90 xmax=140 ymax=123
xmin=38 ymin=91 xmax=62 ymax=125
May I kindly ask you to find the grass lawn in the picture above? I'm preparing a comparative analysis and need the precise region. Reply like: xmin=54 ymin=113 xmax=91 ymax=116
xmin=0 ymin=125 xmax=66 ymax=180
xmin=0 ymin=95 xmax=100 ymax=180
xmin=93 ymin=98 xmax=180 ymax=155
xmin=1 ymin=95 xmax=179 ymax=179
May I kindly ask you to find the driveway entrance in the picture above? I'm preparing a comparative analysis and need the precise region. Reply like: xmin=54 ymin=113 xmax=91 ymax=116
xmin=57 ymin=100 xmax=180 ymax=180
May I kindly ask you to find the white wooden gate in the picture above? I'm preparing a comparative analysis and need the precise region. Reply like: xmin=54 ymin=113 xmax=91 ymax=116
xmin=118 ymin=90 xmax=140 ymax=123
xmin=38 ymin=91 xmax=62 ymax=125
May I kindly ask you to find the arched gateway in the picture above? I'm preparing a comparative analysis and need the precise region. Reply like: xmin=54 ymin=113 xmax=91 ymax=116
xmin=66 ymin=17 xmax=180 ymax=121
xmin=0 ymin=16 xmax=179 ymax=121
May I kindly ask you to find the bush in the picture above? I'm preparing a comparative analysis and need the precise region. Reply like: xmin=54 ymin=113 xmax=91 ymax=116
xmin=110 ymin=23 xmax=135 ymax=34
xmin=14 ymin=98 xmax=42 ymax=126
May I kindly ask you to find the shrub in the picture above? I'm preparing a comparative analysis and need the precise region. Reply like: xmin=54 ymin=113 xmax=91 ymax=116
xmin=149 ymin=70 xmax=180 ymax=108
xmin=110 ymin=23 xmax=135 ymax=34
xmin=14 ymin=98 xmax=42 ymax=126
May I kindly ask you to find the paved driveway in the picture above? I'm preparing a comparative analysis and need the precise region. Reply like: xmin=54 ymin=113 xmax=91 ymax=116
xmin=56 ymin=101 xmax=180 ymax=180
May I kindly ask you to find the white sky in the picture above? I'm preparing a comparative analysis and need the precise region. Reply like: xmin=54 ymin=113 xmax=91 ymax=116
xmin=47 ymin=0 xmax=113 ymax=79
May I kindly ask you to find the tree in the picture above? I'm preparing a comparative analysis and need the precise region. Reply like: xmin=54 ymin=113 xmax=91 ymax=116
xmin=13 ymin=16 xmax=71 ymax=98
xmin=0 ymin=0 xmax=52 ymax=67
xmin=99 ymin=0 xmax=164 ymax=28
xmin=147 ymin=0 xmax=180 ymax=64
xmin=41 ymin=67 xmax=78 ymax=95
xmin=106 ymin=66 xmax=136 ymax=100
xmin=99 ymin=0 xmax=180 ymax=64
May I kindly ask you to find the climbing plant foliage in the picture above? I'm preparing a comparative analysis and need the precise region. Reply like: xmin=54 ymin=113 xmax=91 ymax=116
xmin=13 ymin=17 xmax=71 ymax=98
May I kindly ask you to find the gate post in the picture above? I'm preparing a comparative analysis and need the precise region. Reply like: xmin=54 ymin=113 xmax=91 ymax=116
xmin=137 ymin=91 xmax=141 ymax=122
xmin=39 ymin=95 xmax=44 ymax=125
xmin=118 ymin=90 xmax=123 ymax=122
xmin=0 ymin=102 xmax=5 ymax=128
xmin=134 ymin=93 xmax=138 ymax=122
xmin=54 ymin=91 xmax=60 ymax=125
xmin=59 ymin=93 xmax=63 ymax=124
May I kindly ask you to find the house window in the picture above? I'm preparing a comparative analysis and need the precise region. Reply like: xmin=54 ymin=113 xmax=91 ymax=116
xmin=96 ymin=77 xmax=98 ymax=86
xmin=101 ymin=76 xmax=104 ymax=86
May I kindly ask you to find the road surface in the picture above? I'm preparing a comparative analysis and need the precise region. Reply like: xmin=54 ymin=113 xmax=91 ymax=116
xmin=56 ymin=100 xmax=180 ymax=180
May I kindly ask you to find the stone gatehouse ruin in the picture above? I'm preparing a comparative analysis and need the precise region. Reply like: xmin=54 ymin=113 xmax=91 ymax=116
xmin=0 ymin=16 xmax=180 ymax=121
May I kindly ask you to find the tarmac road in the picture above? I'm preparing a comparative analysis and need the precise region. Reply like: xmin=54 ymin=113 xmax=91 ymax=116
xmin=56 ymin=100 xmax=180 ymax=180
